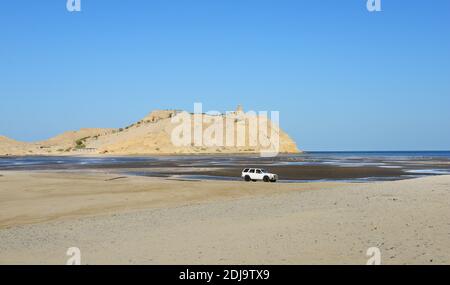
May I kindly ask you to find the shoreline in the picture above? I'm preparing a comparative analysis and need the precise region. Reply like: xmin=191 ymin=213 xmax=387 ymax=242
xmin=0 ymin=151 xmax=302 ymax=158
xmin=3 ymin=153 xmax=450 ymax=182
xmin=2 ymin=149 xmax=450 ymax=158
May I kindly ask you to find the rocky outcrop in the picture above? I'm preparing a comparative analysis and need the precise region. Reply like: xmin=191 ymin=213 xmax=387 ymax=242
xmin=141 ymin=110 xmax=180 ymax=123
xmin=0 ymin=107 xmax=300 ymax=156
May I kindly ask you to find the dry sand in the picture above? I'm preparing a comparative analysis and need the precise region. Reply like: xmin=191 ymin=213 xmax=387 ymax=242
xmin=0 ymin=171 xmax=449 ymax=265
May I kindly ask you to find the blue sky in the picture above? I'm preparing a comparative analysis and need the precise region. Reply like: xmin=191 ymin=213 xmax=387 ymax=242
xmin=1 ymin=0 xmax=449 ymax=151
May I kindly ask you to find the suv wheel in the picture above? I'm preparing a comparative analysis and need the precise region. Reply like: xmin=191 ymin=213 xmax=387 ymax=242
xmin=244 ymin=175 xmax=251 ymax=182
xmin=263 ymin=176 xmax=270 ymax=182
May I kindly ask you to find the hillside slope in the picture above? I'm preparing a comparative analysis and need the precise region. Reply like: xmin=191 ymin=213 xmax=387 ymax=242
xmin=0 ymin=107 xmax=299 ymax=156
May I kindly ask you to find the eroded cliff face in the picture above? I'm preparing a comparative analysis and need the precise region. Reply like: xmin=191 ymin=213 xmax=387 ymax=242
xmin=0 ymin=108 xmax=300 ymax=156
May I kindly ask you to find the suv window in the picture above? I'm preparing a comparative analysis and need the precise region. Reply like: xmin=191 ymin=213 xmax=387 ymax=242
xmin=243 ymin=169 xmax=249 ymax=172
xmin=249 ymin=169 xmax=255 ymax=173
xmin=256 ymin=169 xmax=262 ymax=174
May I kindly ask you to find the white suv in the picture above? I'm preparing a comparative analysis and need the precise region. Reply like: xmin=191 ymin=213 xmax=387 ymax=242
xmin=241 ymin=168 xmax=278 ymax=182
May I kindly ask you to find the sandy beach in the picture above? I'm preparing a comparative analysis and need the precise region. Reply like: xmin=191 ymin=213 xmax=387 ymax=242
xmin=1 ymin=170 xmax=449 ymax=265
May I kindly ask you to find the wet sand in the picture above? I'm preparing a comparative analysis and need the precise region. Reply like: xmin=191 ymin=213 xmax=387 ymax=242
xmin=137 ymin=165 xmax=407 ymax=181
xmin=3 ymin=154 xmax=450 ymax=181
xmin=0 ymin=171 xmax=449 ymax=264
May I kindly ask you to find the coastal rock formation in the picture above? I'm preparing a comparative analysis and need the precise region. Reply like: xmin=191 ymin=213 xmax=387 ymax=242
xmin=0 ymin=107 xmax=300 ymax=156
xmin=37 ymin=128 xmax=115 ymax=150
xmin=0 ymin=129 xmax=113 ymax=155
xmin=0 ymin=136 xmax=32 ymax=156
xmin=141 ymin=110 xmax=179 ymax=123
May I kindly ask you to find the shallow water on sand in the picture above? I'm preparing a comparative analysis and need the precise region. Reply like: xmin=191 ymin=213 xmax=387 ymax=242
xmin=1 ymin=151 xmax=450 ymax=182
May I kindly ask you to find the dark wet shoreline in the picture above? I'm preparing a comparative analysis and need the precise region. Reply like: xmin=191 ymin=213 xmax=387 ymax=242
xmin=128 ymin=165 xmax=406 ymax=181
xmin=1 ymin=152 xmax=450 ymax=182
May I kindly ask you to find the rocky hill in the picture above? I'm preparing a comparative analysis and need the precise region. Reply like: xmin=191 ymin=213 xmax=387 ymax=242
xmin=0 ymin=107 xmax=299 ymax=156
